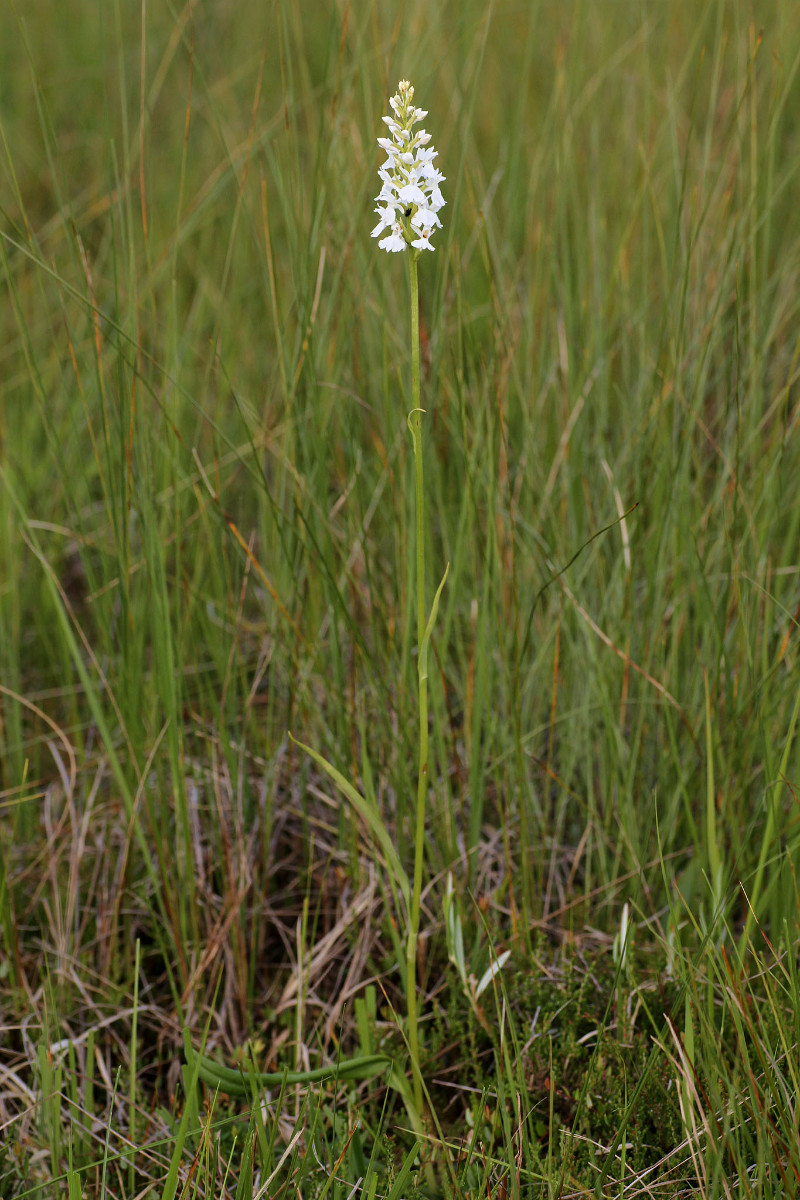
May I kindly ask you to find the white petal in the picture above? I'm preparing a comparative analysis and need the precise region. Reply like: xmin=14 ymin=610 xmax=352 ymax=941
xmin=427 ymin=185 xmax=445 ymax=210
xmin=371 ymin=205 xmax=396 ymax=235
xmin=411 ymin=206 xmax=441 ymax=231
xmin=379 ymin=228 xmax=407 ymax=252
xmin=398 ymin=183 xmax=427 ymax=206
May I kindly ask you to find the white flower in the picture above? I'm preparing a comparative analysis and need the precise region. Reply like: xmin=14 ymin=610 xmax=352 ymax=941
xmin=371 ymin=205 xmax=395 ymax=238
xmin=371 ymin=79 xmax=445 ymax=254
xmin=398 ymin=183 xmax=427 ymax=207
xmin=380 ymin=226 xmax=408 ymax=252
xmin=411 ymin=206 xmax=441 ymax=232
xmin=430 ymin=188 xmax=445 ymax=211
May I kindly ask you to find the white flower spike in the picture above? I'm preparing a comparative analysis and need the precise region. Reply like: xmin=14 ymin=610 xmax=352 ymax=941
xmin=371 ymin=80 xmax=445 ymax=254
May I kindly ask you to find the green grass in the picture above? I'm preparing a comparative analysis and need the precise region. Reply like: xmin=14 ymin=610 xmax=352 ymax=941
xmin=2 ymin=0 xmax=800 ymax=1195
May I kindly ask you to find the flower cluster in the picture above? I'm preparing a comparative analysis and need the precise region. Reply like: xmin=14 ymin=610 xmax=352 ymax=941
xmin=371 ymin=80 xmax=445 ymax=254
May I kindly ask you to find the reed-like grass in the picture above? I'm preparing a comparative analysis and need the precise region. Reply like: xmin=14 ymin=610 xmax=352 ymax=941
xmin=1 ymin=1 xmax=800 ymax=1196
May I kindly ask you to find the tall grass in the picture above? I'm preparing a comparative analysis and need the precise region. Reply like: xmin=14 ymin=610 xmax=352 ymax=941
xmin=1 ymin=0 xmax=800 ymax=1195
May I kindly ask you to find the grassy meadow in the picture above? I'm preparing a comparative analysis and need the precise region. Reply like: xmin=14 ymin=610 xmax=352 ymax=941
xmin=2 ymin=0 xmax=800 ymax=1194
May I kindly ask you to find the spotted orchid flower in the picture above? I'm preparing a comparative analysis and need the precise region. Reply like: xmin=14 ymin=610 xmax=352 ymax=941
xmin=371 ymin=80 xmax=445 ymax=254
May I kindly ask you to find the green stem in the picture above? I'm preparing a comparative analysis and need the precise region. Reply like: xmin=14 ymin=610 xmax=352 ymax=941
xmin=406 ymin=248 xmax=427 ymax=1117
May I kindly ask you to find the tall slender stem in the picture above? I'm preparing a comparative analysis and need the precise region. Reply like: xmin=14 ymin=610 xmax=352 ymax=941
xmin=406 ymin=248 xmax=427 ymax=1116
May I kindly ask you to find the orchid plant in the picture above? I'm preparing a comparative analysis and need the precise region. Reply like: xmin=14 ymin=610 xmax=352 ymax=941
xmin=372 ymin=80 xmax=448 ymax=1121
xmin=293 ymin=80 xmax=446 ymax=1129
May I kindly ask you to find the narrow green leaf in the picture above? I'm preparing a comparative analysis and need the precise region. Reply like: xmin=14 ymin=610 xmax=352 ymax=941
xmin=419 ymin=563 xmax=449 ymax=683
xmin=289 ymin=733 xmax=410 ymax=908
